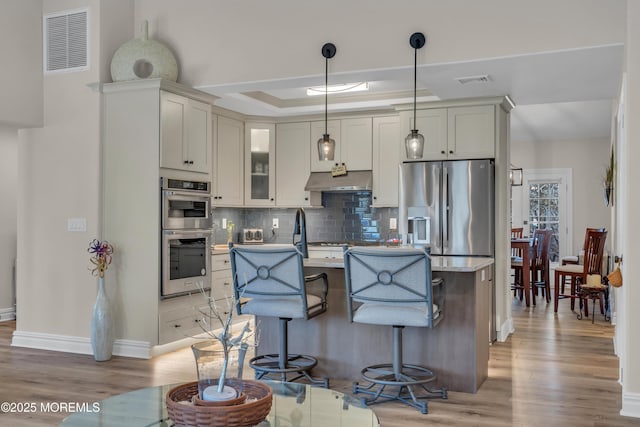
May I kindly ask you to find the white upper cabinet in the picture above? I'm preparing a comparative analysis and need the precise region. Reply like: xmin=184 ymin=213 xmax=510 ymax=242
xmin=401 ymin=105 xmax=495 ymax=161
xmin=160 ymin=91 xmax=211 ymax=174
xmin=401 ymin=108 xmax=448 ymax=161
xmin=213 ymin=115 xmax=244 ymax=206
xmin=372 ymin=116 xmax=401 ymax=207
xmin=340 ymin=117 xmax=373 ymax=170
xmin=310 ymin=118 xmax=372 ymax=172
xmin=447 ymin=105 xmax=495 ymax=159
xmin=276 ymin=122 xmax=313 ymax=207
xmin=244 ymin=122 xmax=276 ymax=206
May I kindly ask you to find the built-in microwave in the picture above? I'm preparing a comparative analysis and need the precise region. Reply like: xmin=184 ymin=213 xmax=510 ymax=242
xmin=161 ymin=177 xmax=212 ymax=230
xmin=161 ymin=229 xmax=212 ymax=298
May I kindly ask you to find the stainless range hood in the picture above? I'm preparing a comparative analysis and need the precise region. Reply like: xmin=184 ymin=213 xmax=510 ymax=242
xmin=304 ymin=171 xmax=372 ymax=192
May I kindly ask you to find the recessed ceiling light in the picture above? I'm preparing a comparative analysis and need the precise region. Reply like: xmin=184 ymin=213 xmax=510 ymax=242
xmin=454 ymin=74 xmax=491 ymax=84
xmin=306 ymin=82 xmax=369 ymax=96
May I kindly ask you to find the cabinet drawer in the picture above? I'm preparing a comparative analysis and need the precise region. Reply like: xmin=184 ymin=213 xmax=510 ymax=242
xmin=212 ymin=270 xmax=234 ymax=301
xmin=212 ymin=254 xmax=231 ymax=271
xmin=159 ymin=307 xmax=209 ymax=344
xmin=308 ymin=247 xmax=344 ymax=259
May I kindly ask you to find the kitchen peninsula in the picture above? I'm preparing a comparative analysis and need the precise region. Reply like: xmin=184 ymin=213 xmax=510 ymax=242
xmin=256 ymin=254 xmax=494 ymax=393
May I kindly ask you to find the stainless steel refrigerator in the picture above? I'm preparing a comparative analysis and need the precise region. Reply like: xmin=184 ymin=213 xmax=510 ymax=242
xmin=398 ymin=159 xmax=494 ymax=256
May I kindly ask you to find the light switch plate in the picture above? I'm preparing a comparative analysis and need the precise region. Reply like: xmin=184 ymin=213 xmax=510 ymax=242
xmin=272 ymin=218 xmax=279 ymax=229
xmin=389 ymin=218 xmax=397 ymax=230
xmin=67 ymin=218 xmax=87 ymax=232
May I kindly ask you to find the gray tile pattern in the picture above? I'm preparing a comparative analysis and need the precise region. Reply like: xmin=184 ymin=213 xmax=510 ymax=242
xmin=212 ymin=192 xmax=398 ymax=245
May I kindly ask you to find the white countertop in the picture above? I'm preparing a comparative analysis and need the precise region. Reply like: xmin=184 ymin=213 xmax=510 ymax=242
xmin=212 ymin=244 xmax=493 ymax=272
xmin=304 ymin=255 xmax=494 ymax=272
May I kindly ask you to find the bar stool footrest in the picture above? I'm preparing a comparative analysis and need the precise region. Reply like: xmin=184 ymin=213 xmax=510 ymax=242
xmin=249 ymin=354 xmax=329 ymax=388
xmin=353 ymin=363 xmax=447 ymax=414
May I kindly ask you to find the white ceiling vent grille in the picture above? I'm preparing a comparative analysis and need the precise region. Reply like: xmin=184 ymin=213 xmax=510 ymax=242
xmin=455 ymin=74 xmax=491 ymax=85
xmin=44 ymin=8 xmax=88 ymax=73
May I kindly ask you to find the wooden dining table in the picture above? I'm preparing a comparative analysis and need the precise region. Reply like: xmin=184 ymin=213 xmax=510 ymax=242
xmin=511 ymin=238 xmax=533 ymax=307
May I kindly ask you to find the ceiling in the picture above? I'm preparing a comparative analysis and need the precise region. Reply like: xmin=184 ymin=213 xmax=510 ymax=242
xmin=197 ymin=44 xmax=624 ymax=143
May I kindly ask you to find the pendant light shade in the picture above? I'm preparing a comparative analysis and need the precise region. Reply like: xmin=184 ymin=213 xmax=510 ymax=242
xmin=405 ymin=32 xmax=426 ymax=160
xmin=405 ymin=129 xmax=425 ymax=159
xmin=318 ymin=134 xmax=335 ymax=161
xmin=318 ymin=43 xmax=336 ymax=161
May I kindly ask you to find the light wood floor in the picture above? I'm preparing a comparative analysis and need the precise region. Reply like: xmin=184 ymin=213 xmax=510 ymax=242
xmin=1 ymin=299 xmax=639 ymax=426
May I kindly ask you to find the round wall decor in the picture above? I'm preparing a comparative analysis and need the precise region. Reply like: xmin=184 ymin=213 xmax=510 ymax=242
xmin=110 ymin=20 xmax=178 ymax=82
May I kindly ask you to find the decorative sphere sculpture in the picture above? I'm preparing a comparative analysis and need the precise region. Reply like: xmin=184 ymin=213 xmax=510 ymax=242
xmin=110 ymin=21 xmax=178 ymax=82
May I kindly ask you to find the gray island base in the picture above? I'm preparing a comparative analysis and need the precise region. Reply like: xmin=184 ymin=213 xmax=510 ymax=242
xmin=254 ymin=256 xmax=494 ymax=393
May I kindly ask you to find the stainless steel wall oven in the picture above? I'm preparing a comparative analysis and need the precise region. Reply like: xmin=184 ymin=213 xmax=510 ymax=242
xmin=161 ymin=178 xmax=212 ymax=298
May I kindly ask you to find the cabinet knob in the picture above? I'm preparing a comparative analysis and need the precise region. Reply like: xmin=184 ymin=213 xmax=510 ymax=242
xmin=449 ymin=150 xmax=454 ymax=154
xmin=304 ymin=197 xmax=308 ymax=201
xmin=270 ymin=198 xmax=274 ymax=201
xmin=189 ymin=160 xmax=194 ymax=165
xmin=173 ymin=324 xmax=182 ymax=328
xmin=373 ymin=196 xmax=377 ymax=200
xmin=441 ymin=150 xmax=446 ymax=154
xmin=183 ymin=160 xmax=189 ymax=164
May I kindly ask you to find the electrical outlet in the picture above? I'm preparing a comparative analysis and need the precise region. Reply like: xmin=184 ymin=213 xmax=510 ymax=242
xmin=389 ymin=218 xmax=397 ymax=230
xmin=272 ymin=218 xmax=279 ymax=229
xmin=222 ymin=218 xmax=227 ymax=229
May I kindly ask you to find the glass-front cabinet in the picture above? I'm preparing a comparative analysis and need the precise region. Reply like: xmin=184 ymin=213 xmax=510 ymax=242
xmin=244 ymin=122 xmax=275 ymax=206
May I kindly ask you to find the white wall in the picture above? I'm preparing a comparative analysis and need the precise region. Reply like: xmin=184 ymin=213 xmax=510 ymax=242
xmin=511 ymin=138 xmax=611 ymax=255
xmin=0 ymin=0 xmax=43 ymax=127
xmin=16 ymin=0 xmax=133 ymax=339
xmin=621 ymin=0 xmax=640 ymax=417
xmin=133 ymin=0 xmax=626 ymax=88
xmin=0 ymin=127 xmax=18 ymax=319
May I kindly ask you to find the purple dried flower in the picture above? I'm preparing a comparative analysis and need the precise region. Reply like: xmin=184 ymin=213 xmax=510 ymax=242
xmin=88 ymin=239 xmax=114 ymax=278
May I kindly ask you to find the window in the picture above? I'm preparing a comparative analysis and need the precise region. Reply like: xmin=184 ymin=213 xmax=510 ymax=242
xmin=528 ymin=182 xmax=560 ymax=262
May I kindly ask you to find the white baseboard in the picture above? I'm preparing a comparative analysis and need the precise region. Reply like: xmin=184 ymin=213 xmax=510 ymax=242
xmin=0 ymin=307 xmax=16 ymax=322
xmin=497 ymin=316 xmax=514 ymax=342
xmin=11 ymin=330 xmax=152 ymax=359
xmin=621 ymin=391 xmax=640 ymax=418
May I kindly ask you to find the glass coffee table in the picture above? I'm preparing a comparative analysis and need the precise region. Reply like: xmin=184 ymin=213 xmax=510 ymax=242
xmin=60 ymin=381 xmax=380 ymax=426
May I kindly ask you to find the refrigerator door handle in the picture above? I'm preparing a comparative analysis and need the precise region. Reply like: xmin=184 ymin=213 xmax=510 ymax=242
xmin=442 ymin=166 xmax=449 ymax=248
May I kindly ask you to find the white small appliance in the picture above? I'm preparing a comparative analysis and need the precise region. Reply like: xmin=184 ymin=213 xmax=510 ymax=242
xmin=242 ymin=228 xmax=264 ymax=244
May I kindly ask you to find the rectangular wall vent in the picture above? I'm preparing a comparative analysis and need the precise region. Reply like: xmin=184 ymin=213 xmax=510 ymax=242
xmin=455 ymin=74 xmax=491 ymax=85
xmin=43 ymin=8 xmax=89 ymax=73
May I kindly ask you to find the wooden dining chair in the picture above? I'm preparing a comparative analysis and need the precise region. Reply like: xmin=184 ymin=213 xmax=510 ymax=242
xmin=510 ymin=227 xmax=525 ymax=298
xmin=531 ymin=229 xmax=553 ymax=303
xmin=554 ymin=229 xmax=607 ymax=313
xmin=511 ymin=227 xmax=524 ymax=257
xmin=558 ymin=227 xmax=605 ymax=294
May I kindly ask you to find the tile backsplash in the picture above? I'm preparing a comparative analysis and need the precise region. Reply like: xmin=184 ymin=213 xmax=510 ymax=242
xmin=212 ymin=192 xmax=398 ymax=245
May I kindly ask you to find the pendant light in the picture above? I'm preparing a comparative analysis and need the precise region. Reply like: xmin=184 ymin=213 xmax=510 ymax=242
xmin=317 ymin=43 xmax=337 ymax=161
xmin=405 ymin=32 xmax=426 ymax=159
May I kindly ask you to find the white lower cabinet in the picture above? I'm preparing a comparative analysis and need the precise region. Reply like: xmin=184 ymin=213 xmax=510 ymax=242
xmin=212 ymin=252 xmax=250 ymax=325
xmin=158 ymin=292 xmax=211 ymax=345
xmin=308 ymin=246 xmax=345 ymax=259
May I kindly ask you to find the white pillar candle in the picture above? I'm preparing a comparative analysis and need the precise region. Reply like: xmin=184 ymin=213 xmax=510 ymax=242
xmin=202 ymin=384 xmax=237 ymax=401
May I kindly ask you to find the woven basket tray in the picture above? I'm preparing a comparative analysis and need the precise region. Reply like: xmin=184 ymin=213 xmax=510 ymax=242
xmin=166 ymin=379 xmax=272 ymax=427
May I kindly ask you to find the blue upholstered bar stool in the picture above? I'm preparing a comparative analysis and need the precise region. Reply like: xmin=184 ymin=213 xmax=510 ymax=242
xmin=229 ymin=244 xmax=329 ymax=387
xmin=343 ymin=246 xmax=447 ymax=414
